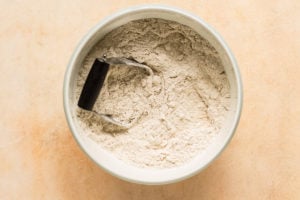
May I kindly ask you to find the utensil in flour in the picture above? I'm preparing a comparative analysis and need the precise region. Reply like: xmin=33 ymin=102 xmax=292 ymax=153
xmin=78 ymin=57 xmax=153 ymax=132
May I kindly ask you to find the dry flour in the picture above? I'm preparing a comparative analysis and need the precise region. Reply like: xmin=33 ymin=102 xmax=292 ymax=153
xmin=75 ymin=18 xmax=230 ymax=168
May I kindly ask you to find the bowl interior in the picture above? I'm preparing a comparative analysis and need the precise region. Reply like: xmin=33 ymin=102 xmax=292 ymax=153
xmin=64 ymin=6 xmax=242 ymax=185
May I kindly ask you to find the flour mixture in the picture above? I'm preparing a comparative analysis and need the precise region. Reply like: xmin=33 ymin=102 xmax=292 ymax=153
xmin=75 ymin=18 xmax=230 ymax=168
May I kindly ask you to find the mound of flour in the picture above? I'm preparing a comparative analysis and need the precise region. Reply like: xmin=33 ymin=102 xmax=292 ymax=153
xmin=75 ymin=18 xmax=230 ymax=168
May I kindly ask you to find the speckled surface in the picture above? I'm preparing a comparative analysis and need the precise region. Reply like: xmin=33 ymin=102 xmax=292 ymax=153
xmin=0 ymin=1 xmax=299 ymax=199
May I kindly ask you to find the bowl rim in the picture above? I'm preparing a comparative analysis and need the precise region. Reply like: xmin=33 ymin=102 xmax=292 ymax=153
xmin=63 ymin=4 xmax=243 ymax=185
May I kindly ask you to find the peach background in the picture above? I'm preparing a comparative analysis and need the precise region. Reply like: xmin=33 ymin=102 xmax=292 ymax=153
xmin=0 ymin=0 xmax=299 ymax=199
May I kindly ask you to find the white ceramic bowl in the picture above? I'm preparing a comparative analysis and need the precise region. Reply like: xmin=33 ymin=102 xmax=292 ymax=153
xmin=63 ymin=5 xmax=243 ymax=185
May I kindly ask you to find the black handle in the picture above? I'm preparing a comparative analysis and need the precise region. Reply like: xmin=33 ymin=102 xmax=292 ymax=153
xmin=78 ymin=59 xmax=110 ymax=110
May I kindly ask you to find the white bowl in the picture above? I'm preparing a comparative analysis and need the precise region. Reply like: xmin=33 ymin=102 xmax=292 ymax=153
xmin=63 ymin=4 xmax=243 ymax=185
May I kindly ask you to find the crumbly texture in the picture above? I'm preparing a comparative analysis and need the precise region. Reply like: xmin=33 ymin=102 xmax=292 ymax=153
xmin=75 ymin=18 xmax=230 ymax=168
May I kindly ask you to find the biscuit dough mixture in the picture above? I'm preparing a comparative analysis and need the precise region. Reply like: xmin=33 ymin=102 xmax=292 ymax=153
xmin=75 ymin=18 xmax=230 ymax=168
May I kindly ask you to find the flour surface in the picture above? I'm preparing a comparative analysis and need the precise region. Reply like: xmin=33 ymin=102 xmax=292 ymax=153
xmin=75 ymin=18 xmax=230 ymax=168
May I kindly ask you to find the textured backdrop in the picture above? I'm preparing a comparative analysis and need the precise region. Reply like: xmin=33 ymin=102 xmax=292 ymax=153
xmin=0 ymin=0 xmax=299 ymax=199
